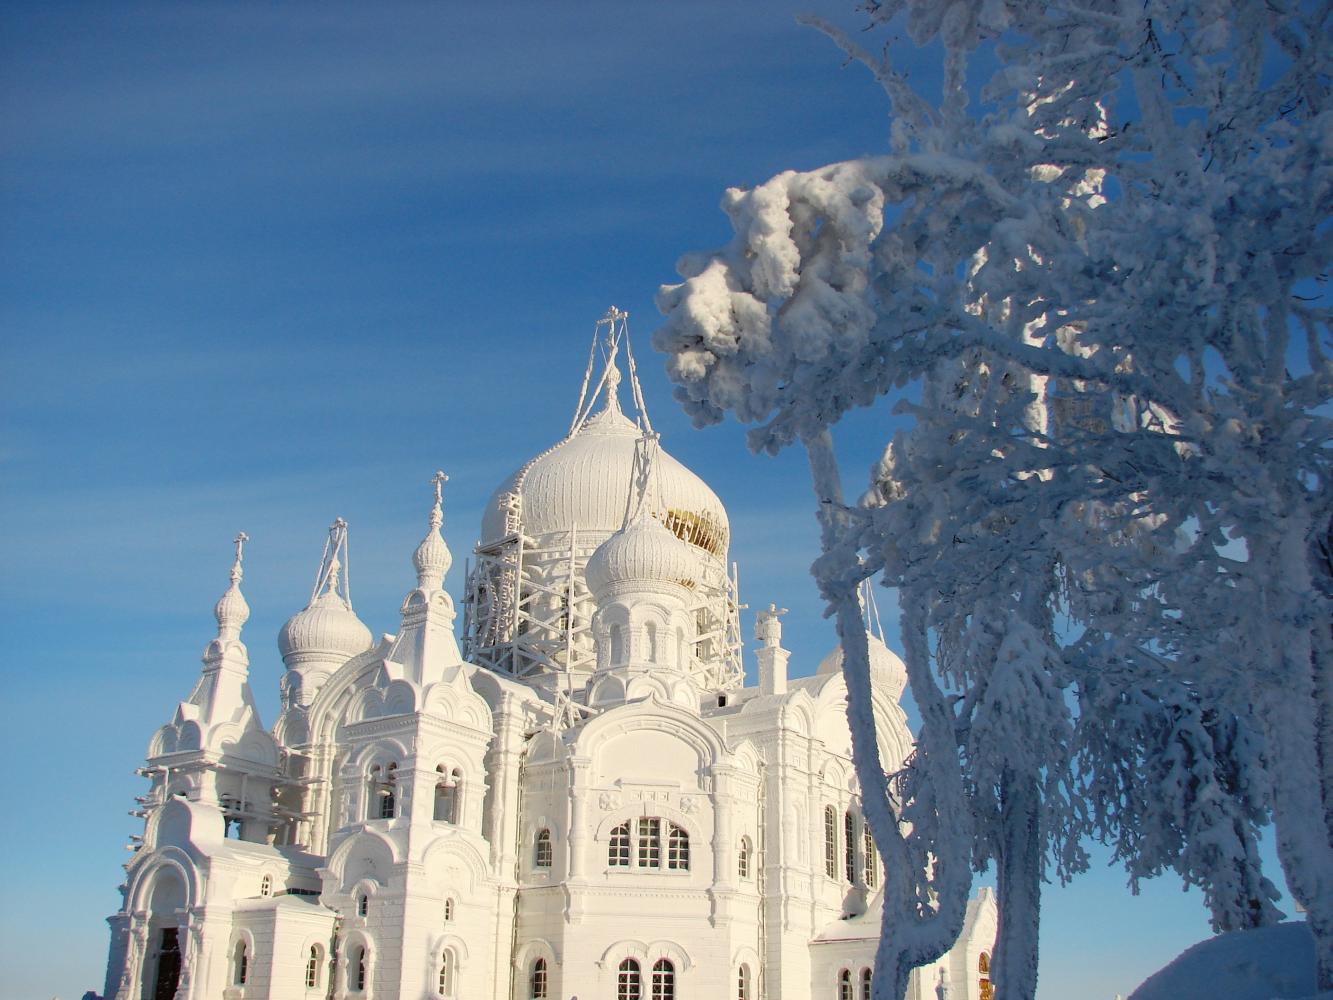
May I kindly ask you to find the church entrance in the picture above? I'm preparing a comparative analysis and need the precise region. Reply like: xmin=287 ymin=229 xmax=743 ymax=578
xmin=151 ymin=928 xmax=181 ymax=1000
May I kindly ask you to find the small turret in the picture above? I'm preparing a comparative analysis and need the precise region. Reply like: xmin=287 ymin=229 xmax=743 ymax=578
xmin=585 ymin=435 xmax=701 ymax=710
xmin=755 ymin=603 xmax=789 ymax=696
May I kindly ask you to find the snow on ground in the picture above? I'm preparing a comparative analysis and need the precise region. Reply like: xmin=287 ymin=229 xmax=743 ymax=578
xmin=1129 ymin=921 xmax=1330 ymax=1000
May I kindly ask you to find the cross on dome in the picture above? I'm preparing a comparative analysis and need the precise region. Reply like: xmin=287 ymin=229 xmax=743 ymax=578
xmin=414 ymin=470 xmax=452 ymax=589
xmin=213 ymin=531 xmax=251 ymax=640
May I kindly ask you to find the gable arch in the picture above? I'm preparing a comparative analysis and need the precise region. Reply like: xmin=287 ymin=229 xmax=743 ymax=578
xmin=512 ymin=938 xmax=557 ymax=971
xmin=593 ymin=805 xmax=703 ymax=845
xmin=575 ymin=697 xmax=729 ymax=784
xmin=129 ymin=851 xmax=197 ymax=916
xmin=326 ymin=828 xmax=398 ymax=889
xmin=596 ymin=939 xmax=693 ymax=973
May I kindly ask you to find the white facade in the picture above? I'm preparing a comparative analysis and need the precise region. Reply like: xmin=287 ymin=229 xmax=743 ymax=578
xmin=104 ymin=323 xmax=995 ymax=1000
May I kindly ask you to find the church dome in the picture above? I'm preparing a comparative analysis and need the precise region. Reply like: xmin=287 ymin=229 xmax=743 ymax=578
xmin=585 ymin=515 xmax=698 ymax=595
xmin=479 ymin=404 xmax=729 ymax=560
xmin=278 ymin=585 xmax=373 ymax=664
xmin=817 ymin=631 xmax=908 ymax=700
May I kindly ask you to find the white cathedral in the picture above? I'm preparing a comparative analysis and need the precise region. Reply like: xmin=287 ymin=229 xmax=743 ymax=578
xmin=103 ymin=314 xmax=996 ymax=1000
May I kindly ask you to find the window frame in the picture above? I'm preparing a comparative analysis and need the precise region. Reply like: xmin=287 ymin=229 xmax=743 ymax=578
xmin=534 ymin=828 xmax=554 ymax=869
xmin=651 ymin=958 xmax=675 ymax=1000
xmin=530 ymin=956 xmax=548 ymax=999
xmin=609 ymin=822 xmax=631 ymax=868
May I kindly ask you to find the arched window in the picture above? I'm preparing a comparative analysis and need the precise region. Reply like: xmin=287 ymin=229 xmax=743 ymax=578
xmin=444 ymin=897 xmax=454 ymax=922
xmin=610 ymin=624 xmax=625 ymax=663
xmin=609 ymin=823 xmax=631 ymax=867
xmin=844 ymin=810 xmax=857 ymax=884
xmin=646 ymin=622 xmax=658 ymax=663
xmin=667 ymin=824 xmax=690 ymax=870
xmin=863 ymin=823 xmax=877 ymax=888
xmin=651 ymin=958 xmax=675 ymax=1000
xmin=637 ymin=818 xmax=661 ymax=868
xmin=618 ymin=958 xmax=642 ymax=1000
xmin=737 ymin=963 xmax=751 ymax=1000
xmin=352 ymin=945 xmax=367 ymax=992
xmin=233 ymin=940 xmax=248 ymax=985
xmin=438 ymin=949 xmax=453 ymax=996
xmin=860 ymin=967 xmax=872 ymax=1000
xmin=434 ymin=765 xmax=458 ymax=823
xmin=356 ymin=892 xmax=369 ymax=917
xmin=824 ymin=805 xmax=838 ymax=879
xmin=534 ymin=828 xmax=553 ymax=868
xmin=838 ymin=968 xmax=853 ymax=1000
xmin=738 ymin=836 xmax=751 ymax=880
xmin=305 ymin=945 xmax=320 ymax=989
xmin=530 ymin=957 xmax=548 ymax=999
xmin=979 ymin=952 xmax=993 ymax=1000
xmin=260 ymin=874 xmax=272 ymax=897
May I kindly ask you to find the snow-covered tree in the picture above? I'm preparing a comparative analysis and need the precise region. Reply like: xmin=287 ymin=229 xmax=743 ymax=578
xmin=655 ymin=0 xmax=1332 ymax=995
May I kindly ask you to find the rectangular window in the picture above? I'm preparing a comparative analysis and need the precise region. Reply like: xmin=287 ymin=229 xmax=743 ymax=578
xmin=637 ymin=817 xmax=661 ymax=868
xmin=863 ymin=822 xmax=877 ymax=888
xmin=824 ymin=806 xmax=838 ymax=879
xmin=844 ymin=811 xmax=856 ymax=884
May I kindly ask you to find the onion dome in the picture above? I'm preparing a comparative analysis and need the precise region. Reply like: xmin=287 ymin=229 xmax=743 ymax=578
xmin=817 ymin=631 xmax=908 ymax=700
xmin=413 ymin=470 xmax=452 ymax=589
xmin=479 ymin=378 xmax=728 ymax=560
xmin=585 ymin=514 xmax=698 ymax=595
xmin=214 ymin=532 xmax=251 ymax=640
xmin=279 ymin=555 xmax=373 ymax=664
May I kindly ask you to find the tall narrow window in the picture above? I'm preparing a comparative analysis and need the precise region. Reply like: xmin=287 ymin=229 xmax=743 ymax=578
xmin=305 ymin=945 xmax=320 ymax=989
xmin=824 ymin=805 xmax=838 ymax=879
xmin=233 ymin=941 xmax=248 ymax=985
xmin=530 ymin=957 xmax=548 ymax=999
xmin=444 ymin=897 xmax=454 ymax=922
xmin=618 ymin=958 xmax=642 ymax=1000
xmin=863 ymin=822 xmax=877 ymax=888
xmin=152 ymin=928 xmax=182 ymax=1000
xmin=382 ymin=763 xmax=398 ymax=818
xmin=844 ymin=811 xmax=856 ymax=884
xmin=738 ymin=836 xmax=751 ymax=880
xmin=651 ymin=959 xmax=675 ymax=1000
xmin=737 ymin=964 xmax=751 ymax=1000
xmin=357 ymin=892 xmax=369 ymax=917
xmin=434 ymin=766 xmax=457 ymax=823
xmin=637 ymin=818 xmax=661 ymax=868
xmin=609 ymin=823 xmax=631 ymax=867
xmin=860 ymin=967 xmax=872 ymax=1000
xmin=610 ymin=624 xmax=625 ymax=664
xmin=260 ymin=874 xmax=272 ymax=897
xmin=534 ymin=828 xmax=553 ymax=868
xmin=438 ymin=949 xmax=452 ymax=996
xmin=667 ymin=824 xmax=690 ymax=871
xmin=646 ymin=622 xmax=658 ymax=663
xmin=838 ymin=968 xmax=853 ymax=1000
xmin=353 ymin=946 xmax=367 ymax=992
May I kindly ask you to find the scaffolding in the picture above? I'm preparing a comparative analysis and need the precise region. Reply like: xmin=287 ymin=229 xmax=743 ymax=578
xmin=461 ymin=308 xmax=744 ymax=697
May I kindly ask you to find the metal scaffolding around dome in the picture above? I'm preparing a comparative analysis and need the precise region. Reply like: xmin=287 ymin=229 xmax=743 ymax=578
xmin=462 ymin=309 xmax=744 ymax=695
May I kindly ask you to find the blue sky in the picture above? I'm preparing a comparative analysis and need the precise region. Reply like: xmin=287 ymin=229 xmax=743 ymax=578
xmin=0 ymin=4 xmax=1283 ymax=998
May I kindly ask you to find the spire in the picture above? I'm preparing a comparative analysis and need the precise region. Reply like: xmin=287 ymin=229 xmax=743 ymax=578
xmin=623 ymin=432 xmax=664 ymax=528
xmin=413 ymin=470 xmax=452 ymax=589
xmin=310 ymin=518 xmax=353 ymax=608
xmin=213 ymin=532 xmax=250 ymax=641
xmin=568 ymin=306 xmax=653 ymax=436
xmin=602 ymin=339 xmax=624 ymax=417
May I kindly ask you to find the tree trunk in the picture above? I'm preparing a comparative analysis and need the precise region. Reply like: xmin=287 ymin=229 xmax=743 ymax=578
xmin=992 ymin=767 xmax=1041 ymax=1000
